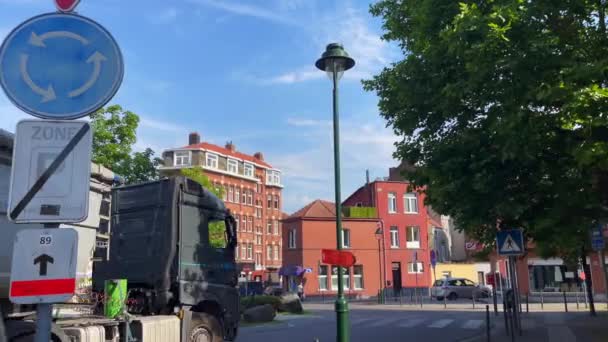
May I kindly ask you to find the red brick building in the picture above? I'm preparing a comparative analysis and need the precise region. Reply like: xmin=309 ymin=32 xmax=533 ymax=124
xmin=281 ymin=200 xmax=382 ymax=298
xmin=160 ymin=132 xmax=283 ymax=280
xmin=343 ymin=169 xmax=432 ymax=293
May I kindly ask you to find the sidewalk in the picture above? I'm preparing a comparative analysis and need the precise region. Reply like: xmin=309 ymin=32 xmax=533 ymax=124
xmin=465 ymin=311 xmax=608 ymax=342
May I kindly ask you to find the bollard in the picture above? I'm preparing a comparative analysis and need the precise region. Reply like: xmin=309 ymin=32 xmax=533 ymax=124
xmin=541 ymin=292 xmax=544 ymax=310
xmin=420 ymin=292 xmax=423 ymax=308
xmin=563 ymin=292 xmax=568 ymax=312
xmin=486 ymin=305 xmax=491 ymax=342
xmin=493 ymin=287 xmax=498 ymax=316
xmin=473 ymin=291 xmax=476 ymax=309
xmin=444 ymin=293 xmax=447 ymax=309
xmin=526 ymin=293 xmax=529 ymax=313
xmin=399 ymin=291 xmax=402 ymax=306
xmin=576 ymin=292 xmax=579 ymax=310
xmin=503 ymin=299 xmax=510 ymax=337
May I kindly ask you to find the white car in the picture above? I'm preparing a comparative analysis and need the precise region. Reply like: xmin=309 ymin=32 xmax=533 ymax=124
xmin=431 ymin=277 xmax=490 ymax=300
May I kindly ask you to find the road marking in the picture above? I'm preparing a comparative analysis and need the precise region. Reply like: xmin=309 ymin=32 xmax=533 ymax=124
xmin=367 ymin=317 xmax=403 ymax=327
xmin=462 ymin=320 xmax=484 ymax=329
xmin=428 ymin=319 xmax=454 ymax=328
xmin=398 ymin=318 xmax=424 ymax=328
xmin=547 ymin=326 xmax=576 ymax=342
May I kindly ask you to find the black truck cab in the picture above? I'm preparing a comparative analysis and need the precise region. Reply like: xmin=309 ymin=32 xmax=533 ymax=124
xmin=93 ymin=177 xmax=239 ymax=341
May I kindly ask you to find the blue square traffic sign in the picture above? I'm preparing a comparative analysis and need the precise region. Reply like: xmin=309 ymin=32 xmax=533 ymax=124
xmin=496 ymin=230 xmax=525 ymax=256
xmin=591 ymin=225 xmax=605 ymax=251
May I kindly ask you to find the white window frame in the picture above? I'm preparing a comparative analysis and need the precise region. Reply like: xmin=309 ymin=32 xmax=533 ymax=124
xmin=390 ymin=226 xmax=399 ymax=248
xmin=408 ymin=262 xmax=424 ymax=274
xmin=404 ymin=192 xmax=418 ymax=214
xmin=228 ymin=186 xmax=234 ymax=202
xmin=274 ymin=245 xmax=279 ymax=260
xmin=247 ymin=190 xmax=253 ymax=205
xmin=341 ymin=229 xmax=351 ymax=248
xmin=267 ymin=245 xmax=272 ymax=260
xmin=244 ymin=163 xmax=254 ymax=178
xmin=388 ymin=192 xmax=397 ymax=213
xmin=235 ymin=243 xmax=240 ymax=260
xmin=174 ymin=150 xmax=191 ymax=166
xmin=227 ymin=158 xmax=238 ymax=174
xmin=274 ymin=195 xmax=279 ymax=209
xmin=247 ymin=243 xmax=253 ymax=259
xmin=288 ymin=229 xmax=296 ymax=249
xmin=206 ymin=153 xmax=218 ymax=169
xmin=241 ymin=244 xmax=247 ymax=259
xmin=255 ymin=252 xmax=262 ymax=267
xmin=353 ymin=265 xmax=364 ymax=290
xmin=267 ymin=222 xmax=273 ymax=234
xmin=406 ymin=226 xmax=421 ymax=249
xmin=318 ymin=265 xmax=328 ymax=291
xmin=274 ymin=220 xmax=279 ymax=235
xmin=235 ymin=215 xmax=240 ymax=231
xmin=266 ymin=170 xmax=281 ymax=186
xmin=248 ymin=216 xmax=253 ymax=232
xmin=235 ymin=187 xmax=240 ymax=204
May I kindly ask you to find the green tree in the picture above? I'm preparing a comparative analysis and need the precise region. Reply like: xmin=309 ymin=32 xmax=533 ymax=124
xmin=180 ymin=167 xmax=227 ymax=248
xmin=91 ymin=105 xmax=162 ymax=183
xmin=364 ymin=1 xmax=608 ymax=263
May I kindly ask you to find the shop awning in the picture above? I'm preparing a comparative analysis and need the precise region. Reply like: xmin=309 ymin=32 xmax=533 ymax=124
xmin=279 ymin=265 xmax=305 ymax=276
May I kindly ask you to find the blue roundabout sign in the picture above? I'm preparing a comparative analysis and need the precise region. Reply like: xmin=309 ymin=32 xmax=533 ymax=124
xmin=0 ymin=12 xmax=123 ymax=119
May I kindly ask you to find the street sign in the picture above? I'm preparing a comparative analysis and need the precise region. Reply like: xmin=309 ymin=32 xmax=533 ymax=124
xmin=430 ymin=250 xmax=436 ymax=268
xmin=0 ymin=12 xmax=123 ymax=120
xmin=496 ymin=229 xmax=525 ymax=256
xmin=465 ymin=241 xmax=478 ymax=250
xmin=55 ymin=0 xmax=81 ymax=12
xmin=591 ymin=224 xmax=605 ymax=251
xmin=321 ymin=249 xmax=356 ymax=268
xmin=8 ymin=120 xmax=92 ymax=223
xmin=9 ymin=228 xmax=78 ymax=304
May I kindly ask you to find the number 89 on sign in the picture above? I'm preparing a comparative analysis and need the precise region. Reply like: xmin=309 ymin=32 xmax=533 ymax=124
xmin=39 ymin=234 xmax=52 ymax=245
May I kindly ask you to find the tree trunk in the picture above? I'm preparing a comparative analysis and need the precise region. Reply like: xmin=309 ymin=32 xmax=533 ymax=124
xmin=599 ymin=0 xmax=607 ymax=36
xmin=581 ymin=246 xmax=597 ymax=316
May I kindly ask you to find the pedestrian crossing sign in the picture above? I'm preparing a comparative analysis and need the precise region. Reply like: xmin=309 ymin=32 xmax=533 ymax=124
xmin=496 ymin=230 xmax=524 ymax=256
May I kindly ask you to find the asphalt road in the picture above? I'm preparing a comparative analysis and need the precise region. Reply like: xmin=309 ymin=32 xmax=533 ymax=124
xmin=238 ymin=304 xmax=490 ymax=342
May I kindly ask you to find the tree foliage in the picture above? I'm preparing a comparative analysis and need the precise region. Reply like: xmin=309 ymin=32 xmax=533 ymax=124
xmin=364 ymin=0 xmax=608 ymax=260
xmin=91 ymin=105 xmax=162 ymax=184
xmin=180 ymin=167 xmax=227 ymax=248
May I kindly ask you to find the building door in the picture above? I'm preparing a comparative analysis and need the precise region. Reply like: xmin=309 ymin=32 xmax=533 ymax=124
xmin=392 ymin=262 xmax=402 ymax=295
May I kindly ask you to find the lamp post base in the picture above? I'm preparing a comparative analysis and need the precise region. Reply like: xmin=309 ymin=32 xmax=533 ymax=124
xmin=335 ymin=296 xmax=350 ymax=342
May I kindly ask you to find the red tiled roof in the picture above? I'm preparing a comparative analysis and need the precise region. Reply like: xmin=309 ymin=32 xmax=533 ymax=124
xmin=287 ymin=199 xmax=336 ymax=219
xmin=183 ymin=142 xmax=273 ymax=168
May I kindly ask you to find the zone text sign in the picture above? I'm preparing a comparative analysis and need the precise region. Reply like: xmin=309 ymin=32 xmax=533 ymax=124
xmin=7 ymin=120 xmax=92 ymax=223
xmin=9 ymin=228 xmax=78 ymax=304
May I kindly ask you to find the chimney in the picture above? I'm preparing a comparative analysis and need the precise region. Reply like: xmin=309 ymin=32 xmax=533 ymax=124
xmin=188 ymin=132 xmax=200 ymax=145
xmin=254 ymin=152 xmax=264 ymax=161
xmin=225 ymin=141 xmax=236 ymax=152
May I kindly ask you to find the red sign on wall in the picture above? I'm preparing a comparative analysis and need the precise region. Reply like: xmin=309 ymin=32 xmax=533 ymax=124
xmin=322 ymin=249 xmax=356 ymax=267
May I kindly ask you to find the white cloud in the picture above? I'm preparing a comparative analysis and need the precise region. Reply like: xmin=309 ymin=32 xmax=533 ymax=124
xmin=150 ymin=7 xmax=180 ymax=24
xmin=139 ymin=116 xmax=188 ymax=133
xmin=286 ymin=117 xmax=331 ymax=127
xmin=186 ymin=0 xmax=298 ymax=26
xmin=228 ymin=1 xmax=397 ymax=85
xmin=273 ymin=112 xmax=399 ymax=213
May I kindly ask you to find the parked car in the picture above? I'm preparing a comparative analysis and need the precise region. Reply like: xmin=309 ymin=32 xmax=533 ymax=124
xmin=431 ymin=277 xmax=490 ymax=300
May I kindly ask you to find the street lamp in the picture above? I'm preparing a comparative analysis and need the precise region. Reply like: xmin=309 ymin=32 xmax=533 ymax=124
xmin=315 ymin=43 xmax=355 ymax=342
xmin=375 ymin=227 xmax=384 ymax=304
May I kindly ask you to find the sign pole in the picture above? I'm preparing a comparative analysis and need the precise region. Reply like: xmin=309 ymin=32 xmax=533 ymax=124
xmin=34 ymin=303 xmax=53 ymax=342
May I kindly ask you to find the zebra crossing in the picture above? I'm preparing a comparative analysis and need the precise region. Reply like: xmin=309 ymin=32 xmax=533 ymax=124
xmin=349 ymin=316 xmax=485 ymax=330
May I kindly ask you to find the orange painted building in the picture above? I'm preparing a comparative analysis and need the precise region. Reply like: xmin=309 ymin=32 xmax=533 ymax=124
xmin=160 ymin=132 xmax=283 ymax=281
xmin=281 ymin=200 xmax=382 ymax=298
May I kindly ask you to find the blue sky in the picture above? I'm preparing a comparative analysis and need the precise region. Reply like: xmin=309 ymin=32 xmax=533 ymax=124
xmin=0 ymin=0 xmax=401 ymax=213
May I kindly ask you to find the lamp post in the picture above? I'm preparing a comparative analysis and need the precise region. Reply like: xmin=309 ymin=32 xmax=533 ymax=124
xmin=375 ymin=227 xmax=383 ymax=303
xmin=315 ymin=43 xmax=355 ymax=342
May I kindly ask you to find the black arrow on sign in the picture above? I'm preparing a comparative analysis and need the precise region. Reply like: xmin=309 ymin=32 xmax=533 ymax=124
xmin=33 ymin=254 xmax=54 ymax=276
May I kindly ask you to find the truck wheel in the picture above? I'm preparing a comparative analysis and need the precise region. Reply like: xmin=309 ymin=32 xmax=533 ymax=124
xmin=5 ymin=320 xmax=69 ymax=342
xmin=189 ymin=312 xmax=223 ymax=342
